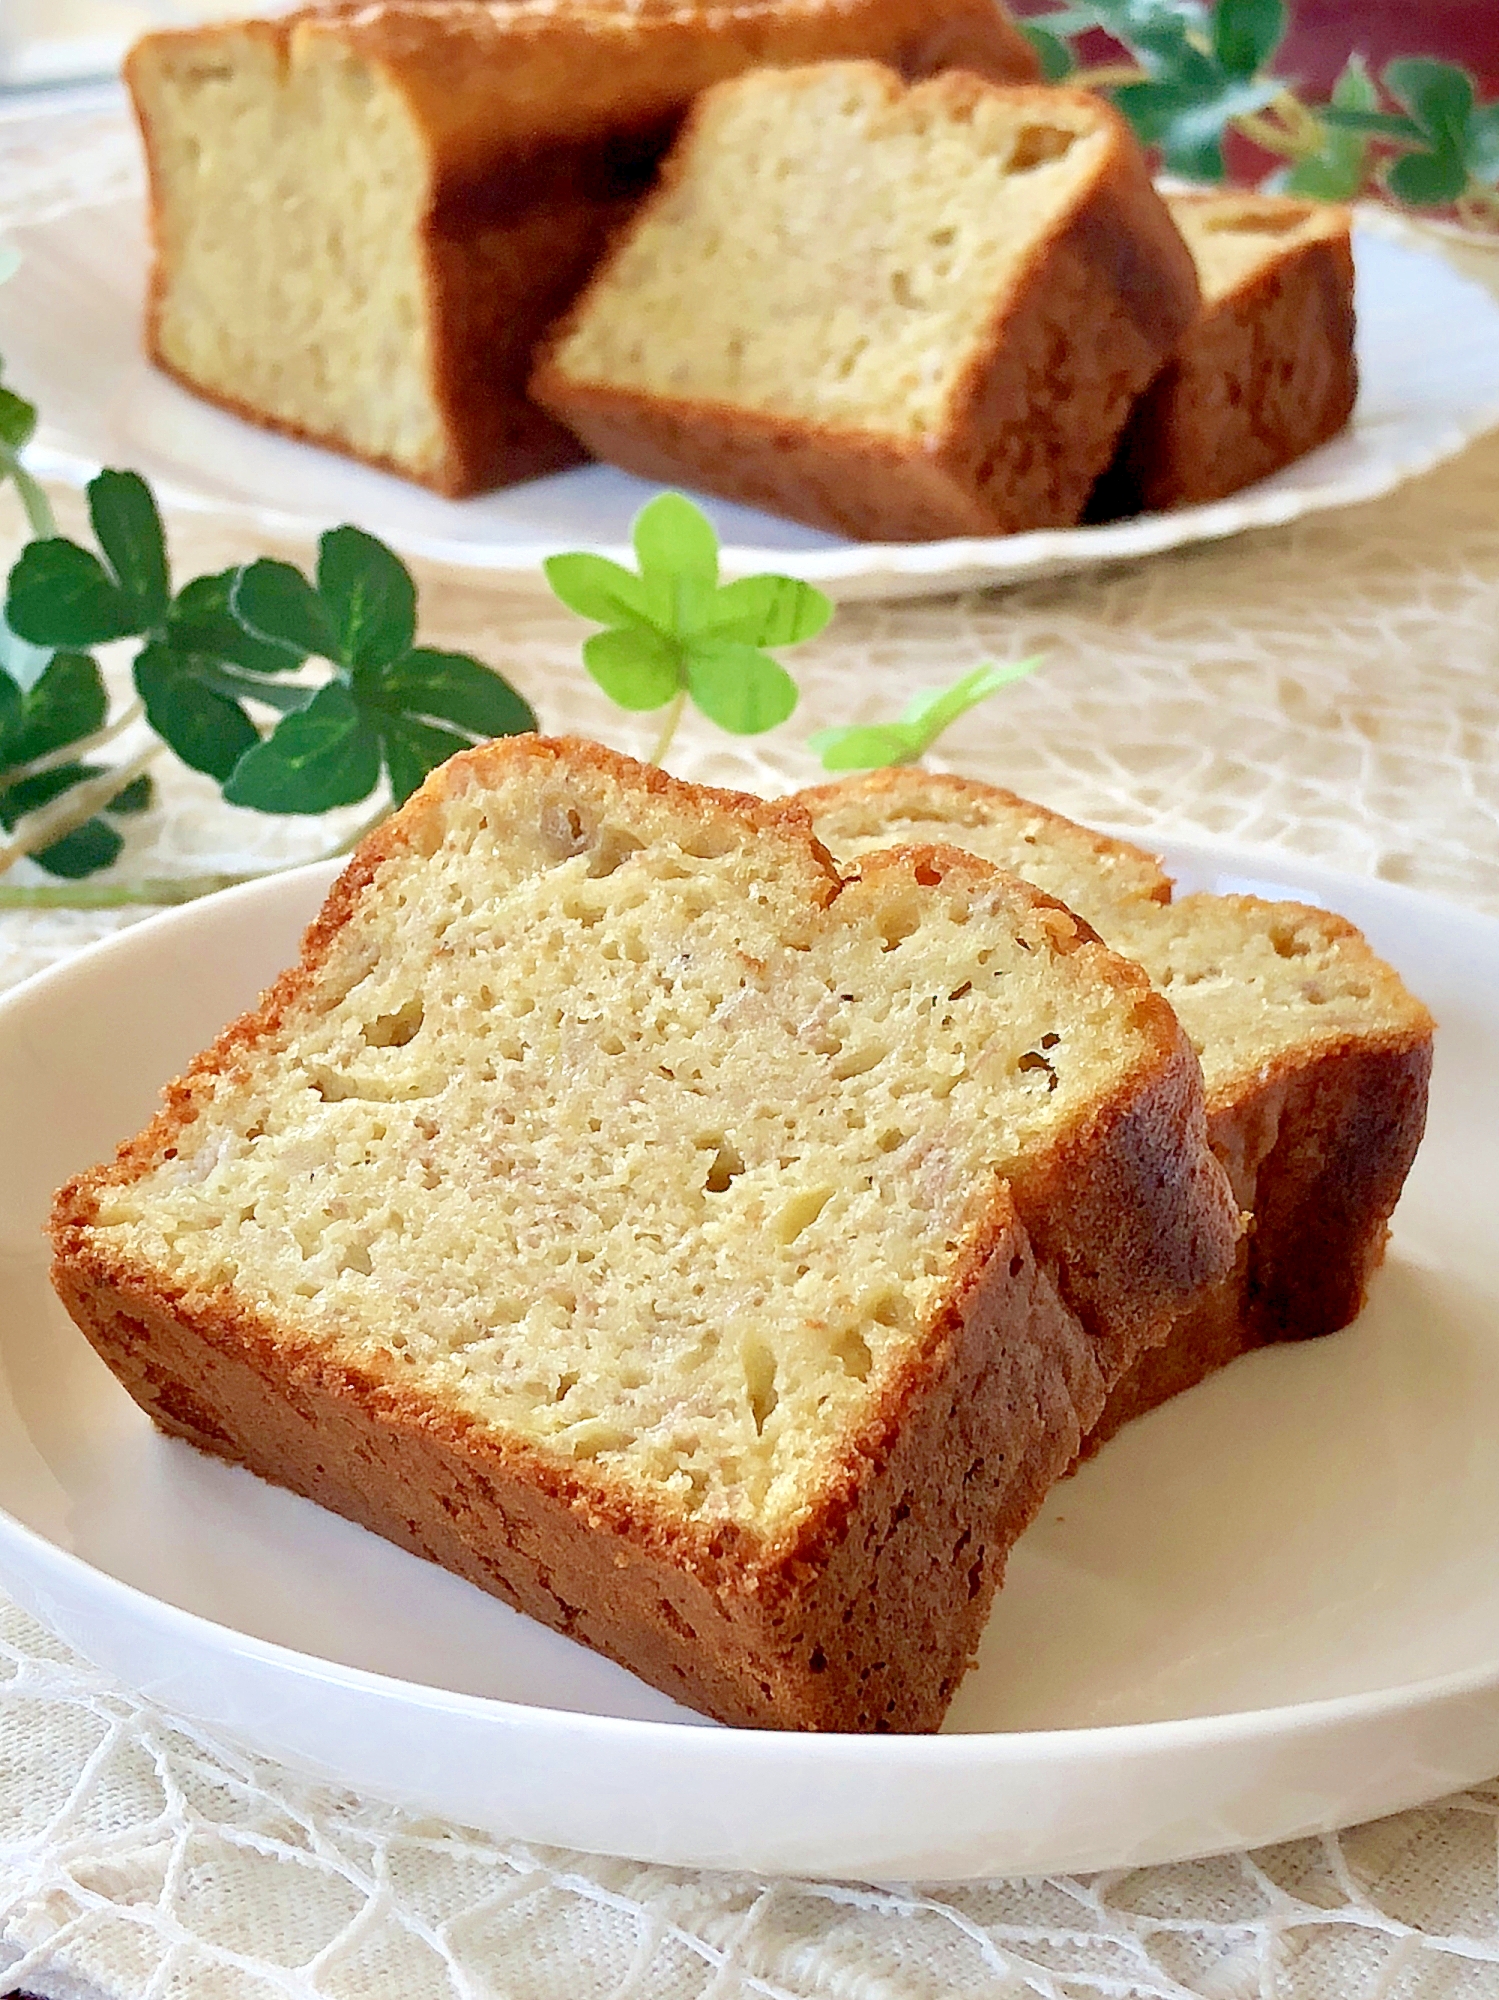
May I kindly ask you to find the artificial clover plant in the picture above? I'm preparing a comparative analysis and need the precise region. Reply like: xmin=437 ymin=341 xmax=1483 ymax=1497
xmin=544 ymin=494 xmax=832 ymax=764
xmin=1022 ymin=0 xmax=1499 ymax=228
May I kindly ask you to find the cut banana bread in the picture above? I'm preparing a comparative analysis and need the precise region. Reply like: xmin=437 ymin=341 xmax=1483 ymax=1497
xmin=51 ymin=738 xmax=1238 ymax=1732
xmin=125 ymin=0 xmax=1039 ymax=498
xmin=531 ymin=65 xmax=1200 ymax=540
xmin=804 ymin=769 xmax=1433 ymax=1450
xmin=1091 ymin=190 xmax=1357 ymax=517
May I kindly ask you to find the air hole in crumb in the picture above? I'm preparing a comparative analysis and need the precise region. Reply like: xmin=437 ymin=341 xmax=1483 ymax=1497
xmin=948 ymin=981 xmax=972 ymax=1001
xmin=1040 ymin=1031 xmax=1061 ymax=1048
xmin=704 ymin=1140 xmax=745 ymax=1193
xmin=1010 ymin=1253 xmax=1025 ymax=1278
xmin=362 ymin=997 xmax=424 ymax=1048
xmin=833 ymin=1326 xmax=874 ymax=1379
xmin=879 ymin=898 xmax=922 ymax=949
xmin=777 ymin=1185 xmax=834 ymax=1243
xmin=1018 ymin=1050 xmax=1059 ymax=1091
xmin=929 ymin=225 xmax=956 ymax=248
xmin=1271 ymin=925 xmax=1312 ymax=958
xmin=890 ymin=269 xmax=918 ymax=308
xmin=1009 ymin=124 xmax=1076 ymax=171
xmin=744 ymin=1340 xmax=778 ymax=1434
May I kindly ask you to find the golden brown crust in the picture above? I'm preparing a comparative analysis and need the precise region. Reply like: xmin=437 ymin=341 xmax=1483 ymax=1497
xmin=48 ymin=736 xmax=1239 ymax=1731
xmin=127 ymin=1 xmax=1039 ymax=497
xmin=1090 ymin=193 xmax=1357 ymax=518
xmin=797 ymin=768 xmax=1174 ymax=906
xmin=531 ymin=71 xmax=1201 ymax=538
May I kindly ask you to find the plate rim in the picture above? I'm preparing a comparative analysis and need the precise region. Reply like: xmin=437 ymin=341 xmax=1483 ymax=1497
xmin=1 ymin=834 xmax=1495 ymax=1772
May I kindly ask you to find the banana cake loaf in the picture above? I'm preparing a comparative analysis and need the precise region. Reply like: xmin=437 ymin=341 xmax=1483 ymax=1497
xmin=50 ymin=738 xmax=1239 ymax=1731
xmin=804 ymin=769 xmax=1433 ymax=1452
xmin=531 ymin=65 xmax=1201 ymax=540
xmin=125 ymin=0 xmax=1040 ymax=497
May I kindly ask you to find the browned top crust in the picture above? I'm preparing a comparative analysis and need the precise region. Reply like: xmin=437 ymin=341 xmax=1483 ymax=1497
xmin=127 ymin=0 xmax=1040 ymax=196
xmin=798 ymin=768 xmax=1174 ymax=909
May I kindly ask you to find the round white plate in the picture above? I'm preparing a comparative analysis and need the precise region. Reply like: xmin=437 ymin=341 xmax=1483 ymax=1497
xmin=1 ymin=840 xmax=1497 ymax=1880
xmin=5 ymin=199 xmax=1499 ymax=600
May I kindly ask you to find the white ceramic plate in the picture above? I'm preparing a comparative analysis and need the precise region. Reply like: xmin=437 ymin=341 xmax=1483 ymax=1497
xmin=5 ymin=198 xmax=1499 ymax=599
xmin=2 ymin=841 xmax=1497 ymax=1880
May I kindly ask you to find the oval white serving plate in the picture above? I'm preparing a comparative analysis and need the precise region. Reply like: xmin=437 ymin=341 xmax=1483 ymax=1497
xmin=1 ymin=841 xmax=1497 ymax=1880
xmin=4 ymin=198 xmax=1499 ymax=600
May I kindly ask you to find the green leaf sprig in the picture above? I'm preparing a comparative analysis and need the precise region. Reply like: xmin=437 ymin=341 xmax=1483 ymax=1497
xmin=226 ymin=528 xmax=536 ymax=813
xmin=544 ymin=493 xmax=832 ymax=764
xmin=807 ymin=660 xmax=1041 ymax=772
xmin=1023 ymin=0 xmax=1499 ymax=229
xmin=0 ymin=457 xmax=535 ymax=887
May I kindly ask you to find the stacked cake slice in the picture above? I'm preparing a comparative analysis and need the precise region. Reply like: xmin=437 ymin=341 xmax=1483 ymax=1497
xmin=803 ymin=769 xmax=1433 ymax=1452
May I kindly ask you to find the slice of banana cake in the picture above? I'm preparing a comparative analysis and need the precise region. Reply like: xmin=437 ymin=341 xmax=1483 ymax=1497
xmin=804 ymin=769 xmax=1433 ymax=1455
xmin=51 ymin=739 xmax=1237 ymax=1731
xmin=531 ymin=64 xmax=1200 ymax=540
xmin=1092 ymin=190 xmax=1357 ymax=517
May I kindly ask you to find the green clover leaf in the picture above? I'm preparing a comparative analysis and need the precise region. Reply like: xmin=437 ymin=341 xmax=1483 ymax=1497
xmin=5 ymin=469 xmax=174 ymax=647
xmin=1284 ymin=55 xmax=1378 ymax=200
xmin=232 ymin=558 xmax=340 ymax=661
xmin=544 ymin=493 xmax=829 ymax=758
xmin=223 ymin=682 xmax=382 ymax=814
xmin=698 ymin=575 xmax=832 ymax=648
xmin=685 ymin=641 xmax=799 ymax=735
xmin=134 ymin=640 xmax=265 ymax=782
xmin=0 ymin=649 xmax=107 ymax=768
xmin=582 ymin=626 xmax=680 ymax=711
xmin=542 ymin=553 xmax=653 ymax=629
xmin=352 ymin=646 xmax=539 ymax=803
xmin=1019 ymin=21 xmax=1077 ymax=82
xmin=0 ymin=383 xmax=36 ymax=455
xmin=169 ymin=570 xmax=307 ymax=677
xmin=376 ymin=714 xmax=474 ymax=809
xmin=317 ymin=525 xmax=417 ymax=669
xmin=6 ymin=537 xmax=139 ymax=648
xmin=808 ymin=659 xmax=1040 ymax=771
xmin=225 ymin=532 xmax=535 ymax=812
xmin=367 ymin=649 xmax=538 ymax=742
xmin=1212 ymin=0 xmax=1285 ymax=80
xmin=87 ymin=471 xmax=170 ymax=630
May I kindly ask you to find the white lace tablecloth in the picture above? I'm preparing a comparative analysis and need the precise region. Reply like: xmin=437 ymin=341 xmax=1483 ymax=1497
xmin=4 ymin=93 xmax=1499 ymax=2000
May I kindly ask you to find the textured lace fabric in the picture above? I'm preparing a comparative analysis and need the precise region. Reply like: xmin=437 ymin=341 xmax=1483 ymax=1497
xmin=4 ymin=95 xmax=1499 ymax=2000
